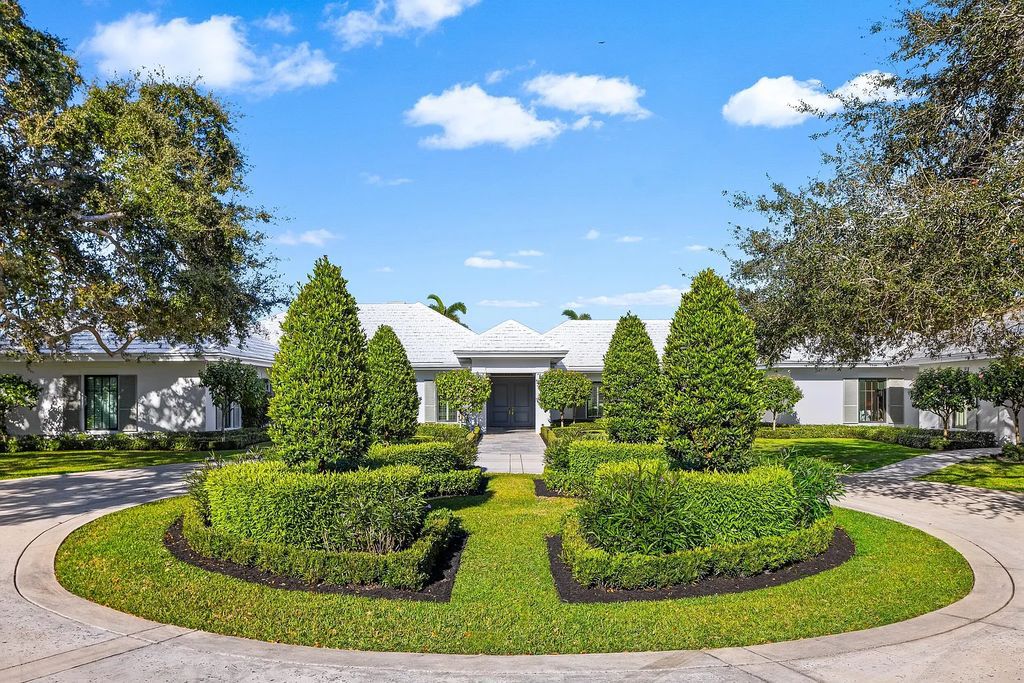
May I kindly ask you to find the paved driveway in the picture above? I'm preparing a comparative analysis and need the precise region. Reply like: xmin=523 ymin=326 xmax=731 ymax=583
xmin=474 ymin=429 xmax=545 ymax=474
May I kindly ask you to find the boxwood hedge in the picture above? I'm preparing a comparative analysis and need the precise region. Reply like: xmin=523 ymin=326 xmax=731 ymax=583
xmin=367 ymin=442 xmax=467 ymax=473
xmin=543 ymin=440 xmax=667 ymax=495
xmin=418 ymin=468 xmax=485 ymax=498
xmin=2 ymin=428 xmax=269 ymax=453
xmin=756 ymin=424 xmax=994 ymax=450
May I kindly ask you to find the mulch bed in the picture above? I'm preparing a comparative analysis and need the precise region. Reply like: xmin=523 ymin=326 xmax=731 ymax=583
xmin=163 ymin=518 xmax=465 ymax=602
xmin=534 ymin=478 xmax=571 ymax=498
xmin=548 ymin=527 xmax=855 ymax=603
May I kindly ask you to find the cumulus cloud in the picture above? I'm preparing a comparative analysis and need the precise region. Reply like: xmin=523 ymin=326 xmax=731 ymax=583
xmin=256 ymin=10 xmax=296 ymax=34
xmin=585 ymin=229 xmax=601 ymax=240
xmin=512 ymin=249 xmax=544 ymax=257
xmin=722 ymin=70 xmax=901 ymax=127
xmin=567 ymin=284 xmax=685 ymax=307
xmin=478 ymin=299 xmax=541 ymax=308
xmin=362 ymin=172 xmax=413 ymax=186
xmin=406 ymin=84 xmax=563 ymax=150
xmin=84 ymin=13 xmax=335 ymax=95
xmin=616 ymin=235 xmax=643 ymax=243
xmin=325 ymin=0 xmax=480 ymax=49
xmin=464 ymin=255 xmax=528 ymax=269
xmin=275 ymin=229 xmax=338 ymax=246
xmin=525 ymin=72 xmax=650 ymax=119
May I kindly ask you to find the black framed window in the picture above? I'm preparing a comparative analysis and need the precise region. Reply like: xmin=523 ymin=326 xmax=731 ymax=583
xmin=858 ymin=379 xmax=886 ymax=423
xmin=84 ymin=375 xmax=118 ymax=431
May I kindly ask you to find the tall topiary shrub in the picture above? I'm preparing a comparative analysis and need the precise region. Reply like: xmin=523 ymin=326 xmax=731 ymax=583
xmin=662 ymin=269 xmax=761 ymax=470
xmin=268 ymin=257 xmax=370 ymax=470
xmin=909 ymin=367 xmax=978 ymax=438
xmin=537 ymin=368 xmax=592 ymax=427
xmin=603 ymin=312 xmax=662 ymax=442
xmin=367 ymin=325 xmax=420 ymax=444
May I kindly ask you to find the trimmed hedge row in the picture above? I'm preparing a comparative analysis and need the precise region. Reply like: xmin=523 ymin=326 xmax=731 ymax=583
xmin=182 ymin=501 xmax=458 ymax=590
xmin=561 ymin=510 xmax=836 ymax=589
xmin=416 ymin=423 xmax=481 ymax=444
xmin=2 ymin=428 xmax=269 ymax=454
xmin=756 ymin=424 xmax=995 ymax=450
xmin=544 ymin=439 xmax=667 ymax=495
xmin=367 ymin=442 xmax=469 ymax=473
xmin=419 ymin=468 xmax=485 ymax=498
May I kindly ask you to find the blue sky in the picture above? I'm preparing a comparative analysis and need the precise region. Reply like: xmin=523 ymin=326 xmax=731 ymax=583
xmin=26 ymin=0 xmax=896 ymax=331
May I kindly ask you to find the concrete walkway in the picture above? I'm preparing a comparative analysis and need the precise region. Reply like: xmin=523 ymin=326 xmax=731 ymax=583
xmin=0 ymin=448 xmax=1021 ymax=682
xmin=474 ymin=428 xmax=545 ymax=474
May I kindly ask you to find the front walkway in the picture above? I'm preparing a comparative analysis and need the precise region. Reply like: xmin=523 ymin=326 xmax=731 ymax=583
xmin=474 ymin=429 xmax=545 ymax=474
xmin=0 ymin=448 xmax=1021 ymax=681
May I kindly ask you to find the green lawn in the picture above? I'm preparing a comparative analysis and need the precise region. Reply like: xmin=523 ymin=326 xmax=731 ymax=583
xmin=920 ymin=458 xmax=1024 ymax=493
xmin=754 ymin=437 xmax=928 ymax=473
xmin=0 ymin=449 xmax=243 ymax=480
xmin=56 ymin=474 xmax=972 ymax=654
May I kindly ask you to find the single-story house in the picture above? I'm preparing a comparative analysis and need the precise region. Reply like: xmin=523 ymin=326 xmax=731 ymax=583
xmin=3 ymin=302 xmax=1021 ymax=442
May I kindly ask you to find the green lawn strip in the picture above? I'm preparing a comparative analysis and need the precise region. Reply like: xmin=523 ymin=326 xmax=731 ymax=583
xmin=56 ymin=474 xmax=972 ymax=654
xmin=0 ymin=449 xmax=244 ymax=480
xmin=754 ymin=437 xmax=927 ymax=473
xmin=920 ymin=458 xmax=1024 ymax=493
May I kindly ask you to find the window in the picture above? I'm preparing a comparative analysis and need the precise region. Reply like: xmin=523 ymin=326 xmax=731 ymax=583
xmin=84 ymin=375 xmax=118 ymax=431
xmin=437 ymin=401 xmax=458 ymax=423
xmin=858 ymin=379 xmax=886 ymax=423
xmin=953 ymin=403 xmax=974 ymax=430
xmin=217 ymin=403 xmax=242 ymax=430
xmin=585 ymin=383 xmax=603 ymax=419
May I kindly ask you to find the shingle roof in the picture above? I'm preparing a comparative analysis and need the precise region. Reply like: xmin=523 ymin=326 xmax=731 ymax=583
xmin=0 ymin=332 xmax=278 ymax=365
xmin=543 ymin=319 xmax=671 ymax=371
xmin=359 ymin=303 xmax=477 ymax=368
xmin=456 ymin=320 xmax=566 ymax=356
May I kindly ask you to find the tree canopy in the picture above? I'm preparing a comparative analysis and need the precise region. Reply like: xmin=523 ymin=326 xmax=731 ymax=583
xmin=561 ymin=309 xmax=592 ymax=320
xmin=602 ymin=313 xmax=662 ymax=442
xmin=909 ymin=367 xmax=977 ymax=438
xmin=427 ymin=294 xmax=468 ymax=327
xmin=537 ymin=369 xmax=592 ymax=427
xmin=977 ymin=357 xmax=1024 ymax=445
xmin=198 ymin=360 xmax=266 ymax=433
xmin=760 ymin=373 xmax=804 ymax=430
xmin=0 ymin=373 xmax=39 ymax=435
xmin=367 ymin=325 xmax=420 ymax=443
xmin=435 ymin=370 xmax=490 ymax=427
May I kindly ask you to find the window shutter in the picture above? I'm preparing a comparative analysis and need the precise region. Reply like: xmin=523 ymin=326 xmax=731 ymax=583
xmin=842 ymin=379 xmax=859 ymax=424
xmin=424 ymin=380 xmax=437 ymax=422
xmin=887 ymin=384 xmax=905 ymax=425
xmin=62 ymin=375 xmax=82 ymax=432
xmin=117 ymin=375 xmax=138 ymax=432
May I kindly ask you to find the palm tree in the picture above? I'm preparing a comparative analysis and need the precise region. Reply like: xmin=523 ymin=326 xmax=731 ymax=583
xmin=427 ymin=294 xmax=469 ymax=326
xmin=562 ymin=309 xmax=592 ymax=320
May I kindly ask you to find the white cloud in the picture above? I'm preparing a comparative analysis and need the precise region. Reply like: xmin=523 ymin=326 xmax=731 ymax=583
xmin=406 ymin=84 xmax=564 ymax=150
xmin=585 ymin=229 xmax=601 ymax=240
xmin=570 ymin=115 xmax=603 ymax=130
xmin=256 ymin=10 xmax=296 ymax=34
xmin=374 ymin=266 xmax=395 ymax=273
xmin=616 ymin=235 xmax=643 ymax=243
xmin=685 ymin=244 xmax=708 ymax=251
xmin=84 ymin=13 xmax=335 ymax=95
xmin=485 ymin=68 xmax=510 ymax=84
xmin=275 ymin=229 xmax=338 ymax=246
xmin=362 ymin=172 xmax=413 ymax=186
xmin=525 ymin=72 xmax=650 ymax=119
xmin=512 ymin=249 xmax=544 ymax=257
xmin=464 ymin=256 xmax=528 ymax=269
xmin=479 ymin=299 xmax=541 ymax=308
xmin=722 ymin=70 xmax=900 ymax=128
xmin=325 ymin=0 xmax=480 ymax=49
xmin=475 ymin=249 xmax=495 ymax=257
xmin=567 ymin=284 xmax=685 ymax=307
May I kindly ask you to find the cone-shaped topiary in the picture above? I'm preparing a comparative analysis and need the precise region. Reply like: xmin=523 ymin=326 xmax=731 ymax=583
xmin=269 ymin=257 xmax=370 ymax=470
xmin=367 ymin=325 xmax=420 ymax=444
xmin=603 ymin=312 xmax=662 ymax=442
xmin=662 ymin=269 xmax=760 ymax=470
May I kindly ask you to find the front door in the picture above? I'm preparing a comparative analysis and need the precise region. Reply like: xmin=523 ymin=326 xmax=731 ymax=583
xmin=487 ymin=376 xmax=535 ymax=429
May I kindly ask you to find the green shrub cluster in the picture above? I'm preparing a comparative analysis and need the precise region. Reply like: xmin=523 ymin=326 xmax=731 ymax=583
xmin=1000 ymin=443 xmax=1024 ymax=462
xmin=753 ymin=449 xmax=844 ymax=525
xmin=418 ymin=468 xmax=485 ymax=498
xmin=754 ymin=424 xmax=995 ymax=450
xmin=182 ymin=502 xmax=458 ymax=590
xmin=602 ymin=313 xmax=662 ymax=443
xmin=204 ymin=461 xmax=426 ymax=553
xmin=367 ymin=441 xmax=468 ymax=473
xmin=1 ymin=428 xmax=269 ymax=453
xmin=367 ymin=325 xmax=420 ymax=444
xmin=544 ymin=440 xmax=666 ymax=495
xmin=416 ymin=423 xmax=476 ymax=443
xmin=577 ymin=460 xmax=798 ymax=554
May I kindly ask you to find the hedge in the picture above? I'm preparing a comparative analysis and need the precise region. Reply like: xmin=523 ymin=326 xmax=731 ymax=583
xmin=544 ymin=440 xmax=667 ymax=495
xmin=1 ymin=427 xmax=269 ymax=454
xmin=205 ymin=461 xmax=425 ymax=553
xmin=756 ymin=424 xmax=995 ymax=450
xmin=578 ymin=460 xmax=798 ymax=554
xmin=416 ymin=423 xmax=479 ymax=443
xmin=418 ymin=468 xmax=485 ymax=498
xmin=182 ymin=501 xmax=458 ymax=590
xmin=561 ymin=511 xmax=836 ymax=589
xmin=367 ymin=442 xmax=467 ymax=473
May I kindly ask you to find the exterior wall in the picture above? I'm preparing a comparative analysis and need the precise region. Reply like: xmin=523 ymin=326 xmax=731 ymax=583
xmin=771 ymin=367 xmax=918 ymax=427
xmin=466 ymin=357 xmax=554 ymax=432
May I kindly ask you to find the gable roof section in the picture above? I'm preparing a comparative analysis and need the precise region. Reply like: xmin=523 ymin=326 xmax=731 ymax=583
xmin=543 ymin=319 xmax=671 ymax=371
xmin=358 ymin=303 xmax=477 ymax=368
xmin=455 ymin=320 xmax=567 ymax=357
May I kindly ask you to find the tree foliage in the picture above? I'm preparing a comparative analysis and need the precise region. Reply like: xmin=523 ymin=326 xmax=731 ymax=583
xmin=602 ymin=313 xmax=662 ymax=442
xmin=977 ymin=357 xmax=1024 ymax=444
xmin=427 ymin=294 xmax=468 ymax=327
xmin=268 ymin=257 xmax=370 ymax=470
xmin=909 ymin=367 xmax=978 ymax=438
xmin=537 ymin=369 xmax=592 ymax=428
xmin=367 ymin=325 xmax=420 ymax=444
xmin=561 ymin=309 xmax=592 ymax=320
xmin=760 ymin=373 xmax=804 ymax=430
xmin=198 ymin=360 xmax=266 ymax=433
xmin=662 ymin=270 xmax=761 ymax=470
xmin=0 ymin=373 xmax=38 ymax=435
xmin=435 ymin=369 xmax=490 ymax=427
xmin=731 ymin=0 xmax=1024 ymax=364
xmin=0 ymin=2 xmax=277 ymax=358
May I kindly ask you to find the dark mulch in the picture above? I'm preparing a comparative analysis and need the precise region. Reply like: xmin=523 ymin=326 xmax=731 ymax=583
xmin=163 ymin=518 xmax=465 ymax=602
xmin=534 ymin=478 xmax=571 ymax=498
xmin=548 ymin=527 xmax=855 ymax=603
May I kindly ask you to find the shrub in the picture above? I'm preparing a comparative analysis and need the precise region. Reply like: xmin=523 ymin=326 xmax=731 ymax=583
xmin=755 ymin=448 xmax=844 ymax=525
xmin=367 ymin=325 xmax=420 ymax=444
xmin=977 ymin=357 xmax=1024 ymax=445
xmin=603 ymin=313 xmax=662 ymax=443
xmin=547 ymin=440 xmax=667 ymax=495
xmin=754 ymin=424 xmax=995 ymax=450
xmin=662 ymin=269 xmax=761 ymax=471
xmin=909 ymin=367 xmax=978 ymax=438
xmin=269 ymin=257 xmax=371 ymax=470
xmin=537 ymin=369 xmax=592 ymax=427
xmin=0 ymin=428 xmax=269 ymax=453
xmin=366 ymin=442 xmax=464 ymax=474
xmin=0 ymin=373 xmax=39 ymax=436
xmin=204 ymin=461 xmax=425 ymax=553
xmin=1000 ymin=443 xmax=1024 ymax=462
xmin=435 ymin=369 xmax=491 ymax=428
xmin=760 ymin=373 xmax=803 ymax=430
xmin=416 ymin=423 xmax=472 ymax=442
xmin=418 ymin=468 xmax=484 ymax=498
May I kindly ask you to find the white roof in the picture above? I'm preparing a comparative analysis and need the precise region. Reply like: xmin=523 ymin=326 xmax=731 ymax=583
xmin=359 ymin=303 xmax=477 ymax=368
xmin=1 ymin=332 xmax=278 ymax=365
xmin=455 ymin=320 xmax=567 ymax=357
xmin=543 ymin=319 xmax=671 ymax=371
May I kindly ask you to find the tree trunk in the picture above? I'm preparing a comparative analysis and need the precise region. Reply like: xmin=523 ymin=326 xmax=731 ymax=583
xmin=772 ymin=412 xmax=778 ymax=431
xmin=559 ymin=410 xmax=564 ymax=427
xmin=943 ymin=414 xmax=950 ymax=439
xmin=1015 ymin=407 xmax=1021 ymax=445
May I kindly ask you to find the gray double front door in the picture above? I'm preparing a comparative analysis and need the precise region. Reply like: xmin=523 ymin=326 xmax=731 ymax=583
xmin=487 ymin=376 xmax=535 ymax=429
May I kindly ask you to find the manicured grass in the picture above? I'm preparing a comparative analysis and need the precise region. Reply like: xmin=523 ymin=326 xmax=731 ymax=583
xmin=0 ymin=449 xmax=243 ymax=480
xmin=920 ymin=457 xmax=1024 ymax=493
xmin=56 ymin=474 xmax=972 ymax=654
xmin=754 ymin=437 xmax=928 ymax=473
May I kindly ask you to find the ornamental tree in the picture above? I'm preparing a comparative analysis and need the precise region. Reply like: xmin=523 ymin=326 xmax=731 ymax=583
xmin=662 ymin=269 xmax=761 ymax=470
xmin=909 ymin=367 xmax=978 ymax=438
xmin=977 ymin=357 xmax=1024 ymax=445
xmin=198 ymin=360 xmax=266 ymax=434
xmin=435 ymin=369 xmax=491 ymax=428
xmin=268 ymin=257 xmax=370 ymax=470
xmin=602 ymin=313 xmax=662 ymax=442
xmin=367 ymin=325 xmax=420 ymax=444
xmin=0 ymin=373 xmax=39 ymax=435
xmin=760 ymin=373 xmax=804 ymax=431
xmin=538 ymin=369 xmax=592 ymax=427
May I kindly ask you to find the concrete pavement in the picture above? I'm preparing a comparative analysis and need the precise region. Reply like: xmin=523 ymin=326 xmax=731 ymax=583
xmin=474 ymin=429 xmax=545 ymax=474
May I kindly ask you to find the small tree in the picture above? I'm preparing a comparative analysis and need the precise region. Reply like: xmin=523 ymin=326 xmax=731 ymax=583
xmin=199 ymin=360 xmax=266 ymax=433
xmin=367 ymin=325 xmax=420 ymax=443
xmin=269 ymin=257 xmax=370 ymax=470
xmin=0 ymin=374 xmax=39 ymax=436
xmin=909 ymin=367 xmax=978 ymax=438
xmin=662 ymin=269 xmax=761 ymax=470
xmin=435 ymin=369 xmax=491 ymax=427
xmin=538 ymin=369 xmax=592 ymax=427
xmin=978 ymin=357 xmax=1024 ymax=445
xmin=603 ymin=313 xmax=662 ymax=442
xmin=760 ymin=373 xmax=804 ymax=431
